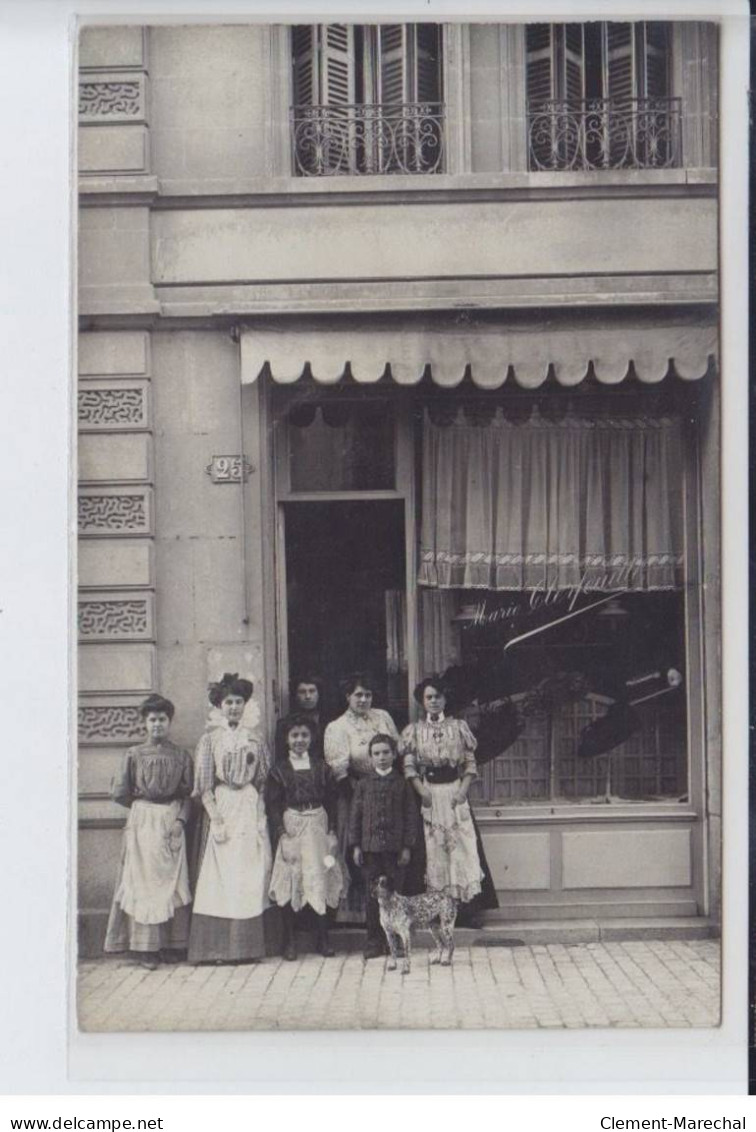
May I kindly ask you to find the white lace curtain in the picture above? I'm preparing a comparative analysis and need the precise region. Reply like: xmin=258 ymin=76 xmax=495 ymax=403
xmin=419 ymin=409 xmax=684 ymax=592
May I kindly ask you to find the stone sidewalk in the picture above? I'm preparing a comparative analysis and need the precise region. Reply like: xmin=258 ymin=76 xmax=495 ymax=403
xmin=78 ymin=938 xmax=719 ymax=1032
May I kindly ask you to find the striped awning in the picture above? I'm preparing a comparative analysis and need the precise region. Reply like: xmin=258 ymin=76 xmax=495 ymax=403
xmin=240 ymin=322 xmax=717 ymax=389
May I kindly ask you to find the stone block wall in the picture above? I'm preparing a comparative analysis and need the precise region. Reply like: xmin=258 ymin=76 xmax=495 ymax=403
xmin=77 ymin=330 xmax=156 ymax=954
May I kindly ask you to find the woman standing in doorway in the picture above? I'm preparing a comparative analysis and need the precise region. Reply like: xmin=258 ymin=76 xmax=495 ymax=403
xmin=274 ymin=674 xmax=325 ymax=762
xmin=400 ymin=676 xmax=498 ymax=926
xmin=323 ymin=672 xmax=399 ymax=919
xmin=188 ymin=673 xmax=277 ymax=963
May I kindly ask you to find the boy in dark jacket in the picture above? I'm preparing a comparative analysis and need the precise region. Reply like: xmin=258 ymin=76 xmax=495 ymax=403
xmin=349 ymin=732 xmax=418 ymax=959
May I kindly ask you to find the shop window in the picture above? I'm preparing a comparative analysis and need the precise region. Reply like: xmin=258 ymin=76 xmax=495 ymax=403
xmin=526 ymin=22 xmax=680 ymax=170
xmin=291 ymin=24 xmax=444 ymax=176
xmin=417 ymin=404 xmax=689 ymax=805
xmin=285 ymin=395 xmax=396 ymax=492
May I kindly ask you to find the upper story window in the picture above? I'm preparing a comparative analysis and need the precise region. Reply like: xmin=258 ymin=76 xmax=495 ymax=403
xmin=291 ymin=24 xmax=444 ymax=177
xmin=526 ymin=22 xmax=680 ymax=171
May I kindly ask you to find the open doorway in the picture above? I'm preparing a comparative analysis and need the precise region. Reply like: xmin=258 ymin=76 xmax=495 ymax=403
xmin=282 ymin=499 xmax=408 ymax=726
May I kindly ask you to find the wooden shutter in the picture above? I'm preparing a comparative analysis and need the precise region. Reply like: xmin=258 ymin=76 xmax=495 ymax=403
xmin=526 ymin=23 xmax=555 ymax=109
xmin=561 ymin=24 xmax=585 ymax=102
xmin=321 ymin=24 xmax=356 ymax=106
xmin=292 ymin=24 xmax=356 ymax=106
xmin=604 ymin=23 xmax=635 ymax=167
xmin=638 ymin=22 xmax=670 ymax=98
xmin=292 ymin=25 xmax=319 ymax=106
xmin=604 ymin=22 xmax=635 ymax=104
xmin=378 ymin=25 xmax=407 ymax=104
xmin=413 ymin=24 xmax=442 ymax=103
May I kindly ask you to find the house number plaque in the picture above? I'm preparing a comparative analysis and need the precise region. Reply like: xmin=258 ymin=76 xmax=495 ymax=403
xmin=205 ymin=455 xmax=254 ymax=483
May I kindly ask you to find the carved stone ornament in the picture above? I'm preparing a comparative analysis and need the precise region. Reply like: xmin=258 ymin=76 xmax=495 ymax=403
xmin=79 ymin=598 xmax=150 ymax=640
xmin=78 ymin=387 xmax=146 ymax=428
xmin=78 ymin=704 xmax=144 ymax=744
xmin=78 ymin=493 xmax=148 ymax=534
xmin=79 ymin=80 xmax=143 ymax=121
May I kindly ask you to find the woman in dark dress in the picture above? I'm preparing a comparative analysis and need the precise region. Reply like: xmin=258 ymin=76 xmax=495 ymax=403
xmin=274 ymin=674 xmax=325 ymax=762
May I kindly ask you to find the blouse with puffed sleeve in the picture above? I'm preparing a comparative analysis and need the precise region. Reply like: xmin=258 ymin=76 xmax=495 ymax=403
xmin=111 ymin=740 xmax=193 ymax=822
xmin=400 ymin=717 xmax=478 ymax=781
xmin=323 ymin=707 xmax=399 ymax=781
xmin=193 ymin=719 xmax=271 ymax=796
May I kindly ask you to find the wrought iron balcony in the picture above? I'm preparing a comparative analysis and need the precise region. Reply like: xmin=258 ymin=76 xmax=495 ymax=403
xmin=527 ymin=97 xmax=682 ymax=171
xmin=291 ymin=102 xmax=445 ymax=176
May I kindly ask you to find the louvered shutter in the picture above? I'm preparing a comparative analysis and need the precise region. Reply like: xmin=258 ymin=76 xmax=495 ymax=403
xmin=414 ymin=24 xmax=442 ymax=103
xmin=321 ymin=24 xmax=356 ymax=106
xmin=526 ymin=24 xmax=555 ymax=108
xmin=292 ymin=25 xmax=319 ymax=106
xmin=605 ymin=23 xmax=635 ymax=103
xmin=378 ymin=25 xmax=407 ymax=104
xmin=526 ymin=24 xmax=556 ymax=169
xmin=639 ymin=22 xmax=670 ymax=98
xmin=604 ymin=23 xmax=635 ymax=166
xmin=291 ymin=24 xmax=356 ymax=174
xmin=562 ymin=24 xmax=585 ymax=103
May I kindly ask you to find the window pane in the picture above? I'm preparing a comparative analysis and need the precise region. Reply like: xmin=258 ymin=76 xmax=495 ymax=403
xmin=432 ymin=589 xmax=688 ymax=805
xmin=288 ymin=401 xmax=395 ymax=491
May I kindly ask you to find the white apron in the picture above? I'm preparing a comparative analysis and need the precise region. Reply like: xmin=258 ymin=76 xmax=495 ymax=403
xmin=269 ymin=808 xmax=343 ymax=915
xmin=193 ymin=783 xmax=272 ymax=920
xmin=422 ymin=782 xmax=484 ymax=903
xmin=114 ymin=798 xmax=191 ymax=924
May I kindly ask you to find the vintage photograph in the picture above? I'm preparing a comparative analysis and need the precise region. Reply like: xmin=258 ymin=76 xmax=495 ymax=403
xmin=76 ymin=17 xmax=721 ymax=1032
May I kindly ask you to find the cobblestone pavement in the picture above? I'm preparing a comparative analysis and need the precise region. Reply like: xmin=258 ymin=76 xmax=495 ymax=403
xmin=78 ymin=939 xmax=719 ymax=1032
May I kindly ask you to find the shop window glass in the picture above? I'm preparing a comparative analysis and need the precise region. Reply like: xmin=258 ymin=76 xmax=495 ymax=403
xmin=416 ymin=403 xmax=689 ymax=805
xmin=422 ymin=590 xmax=688 ymax=805
xmin=287 ymin=399 xmax=395 ymax=492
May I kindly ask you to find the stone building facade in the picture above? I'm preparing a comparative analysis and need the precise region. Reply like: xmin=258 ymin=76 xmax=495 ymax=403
xmin=77 ymin=22 xmax=720 ymax=955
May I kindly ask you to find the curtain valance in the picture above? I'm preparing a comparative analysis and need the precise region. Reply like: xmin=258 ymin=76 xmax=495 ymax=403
xmin=418 ymin=409 xmax=684 ymax=592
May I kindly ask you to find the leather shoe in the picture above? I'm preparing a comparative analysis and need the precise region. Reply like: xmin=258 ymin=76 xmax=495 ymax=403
xmin=283 ymin=940 xmax=298 ymax=961
xmin=362 ymin=940 xmax=385 ymax=960
xmin=317 ymin=934 xmax=335 ymax=958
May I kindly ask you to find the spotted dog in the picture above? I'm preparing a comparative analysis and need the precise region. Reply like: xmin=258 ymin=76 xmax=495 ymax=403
xmin=374 ymin=876 xmax=458 ymax=974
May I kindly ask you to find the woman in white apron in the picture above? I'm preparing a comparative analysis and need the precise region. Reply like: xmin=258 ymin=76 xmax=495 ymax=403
xmin=104 ymin=694 xmax=193 ymax=969
xmin=188 ymin=674 xmax=278 ymax=963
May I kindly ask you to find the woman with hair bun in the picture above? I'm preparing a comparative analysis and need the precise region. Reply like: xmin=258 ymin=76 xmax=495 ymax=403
xmin=323 ymin=672 xmax=399 ymax=919
xmin=104 ymin=694 xmax=193 ymax=969
xmin=188 ymin=673 xmax=277 ymax=964
xmin=400 ymin=675 xmax=498 ymax=926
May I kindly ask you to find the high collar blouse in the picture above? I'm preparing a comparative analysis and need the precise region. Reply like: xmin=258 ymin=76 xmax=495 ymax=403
xmin=400 ymin=715 xmax=478 ymax=780
xmin=193 ymin=718 xmax=271 ymax=795
xmin=323 ymin=707 xmax=399 ymax=781
xmin=111 ymin=740 xmax=193 ymax=812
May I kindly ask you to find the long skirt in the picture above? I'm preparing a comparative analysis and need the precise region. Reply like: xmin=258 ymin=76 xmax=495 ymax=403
xmin=333 ymin=781 xmax=368 ymax=921
xmin=421 ymin=782 xmax=484 ymax=903
xmin=104 ymin=798 xmax=191 ymax=954
xmin=188 ymin=782 xmax=278 ymax=963
xmin=269 ymin=808 xmax=343 ymax=915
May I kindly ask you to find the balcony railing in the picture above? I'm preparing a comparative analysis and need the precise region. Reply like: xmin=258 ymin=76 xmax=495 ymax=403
xmin=527 ymin=97 xmax=682 ymax=171
xmin=291 ymin=102 xmax=445 ymax=177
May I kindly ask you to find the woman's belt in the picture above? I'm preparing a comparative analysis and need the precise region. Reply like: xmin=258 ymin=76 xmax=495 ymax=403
xmin=286 ymin=803 xmax=323 ymax=814
xmin=423 ymin=766 xmax=461 ymax=785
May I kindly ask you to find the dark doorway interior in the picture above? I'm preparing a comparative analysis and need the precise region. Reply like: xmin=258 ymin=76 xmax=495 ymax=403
xmin=284 ymin=500 xmax=408 ymax=726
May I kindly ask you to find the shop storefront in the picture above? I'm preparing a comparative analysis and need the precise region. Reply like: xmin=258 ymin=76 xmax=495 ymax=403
xmin=235 ymin=311 xmax=719 ymax=922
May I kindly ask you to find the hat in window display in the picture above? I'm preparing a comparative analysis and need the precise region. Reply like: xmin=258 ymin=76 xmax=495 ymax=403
xmin=474 ymin=699 xmax=524 ymax=766
xmin=576 ymin=701 xmax=641 ymax=760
